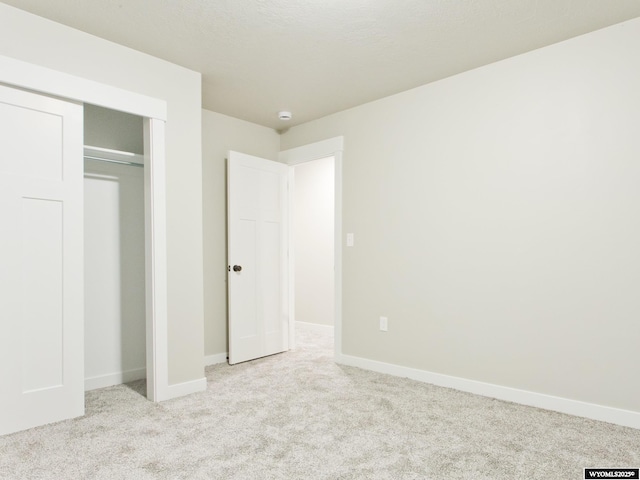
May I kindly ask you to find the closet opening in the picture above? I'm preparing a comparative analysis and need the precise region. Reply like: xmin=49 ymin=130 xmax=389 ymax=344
xmin=83 ymin=104 xmax=147 ymax=394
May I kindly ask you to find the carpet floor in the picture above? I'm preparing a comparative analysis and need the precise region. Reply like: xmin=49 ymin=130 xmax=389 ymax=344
xmin=1 ymin=325 xmax=639 ymax=479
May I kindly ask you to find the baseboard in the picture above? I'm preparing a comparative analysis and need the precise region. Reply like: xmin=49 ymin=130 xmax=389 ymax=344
xmin=205 ymin=352 xmax=228 ymax=366
xmin=335 ymin=353 xmax=640 ymax=430
xmin=85 ymin=367 xmax=146 ymax=391
xmin=162 ymin=377 xmax=207 ymax=401
xmin=296 ymin=321 xmax=334 ymax=335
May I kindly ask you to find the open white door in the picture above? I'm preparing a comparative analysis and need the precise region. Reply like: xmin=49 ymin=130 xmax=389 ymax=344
xmin=0 ymin=84 xmax=84 ymax=435
xmin=227 ymin=151 xmax=289 ymax=365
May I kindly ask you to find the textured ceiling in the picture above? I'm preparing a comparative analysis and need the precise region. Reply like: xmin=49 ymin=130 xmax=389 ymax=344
xmin=3 ymin=0 xmax=640 ymax=129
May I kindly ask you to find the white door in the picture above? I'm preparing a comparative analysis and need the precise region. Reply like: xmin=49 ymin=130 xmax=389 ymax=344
xmin=227 ymin=151 xmax=289 ymax=365
xmin=0 ymin=84 xmax=84 ymax=435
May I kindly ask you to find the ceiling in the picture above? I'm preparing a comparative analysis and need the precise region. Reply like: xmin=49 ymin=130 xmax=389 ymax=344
xmin=4 ymin=0 xmax=640 ymax=130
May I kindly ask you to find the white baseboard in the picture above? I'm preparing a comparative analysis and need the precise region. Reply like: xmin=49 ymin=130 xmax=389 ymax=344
xmin=296 ymin=321 xmax=334 ymax=335
xmin=205 ymin=352 xmax=228 ymax=366
xmin=85 ymin=367 xmax=146 ymax=391
xmin=335 ymin=353 xmax=640 ymax=430
xmin=162 ymin=377 xmax=207 ymax=401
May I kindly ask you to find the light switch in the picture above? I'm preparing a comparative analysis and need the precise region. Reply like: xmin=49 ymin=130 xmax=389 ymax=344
xmin=380 ymin=316 xmax=388 ymax=332
xmin=346 ymin=233 xmax=354 ymax=247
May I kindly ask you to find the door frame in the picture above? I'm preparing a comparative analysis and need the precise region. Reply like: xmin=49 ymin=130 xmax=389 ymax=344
xmin=279 ymin=137 xmax=344 ymax=358
xmin=0 ymin=54 xmax=170 ymax=402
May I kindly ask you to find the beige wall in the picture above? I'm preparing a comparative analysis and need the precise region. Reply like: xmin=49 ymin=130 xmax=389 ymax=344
xmin=294 ymin=157 xmax=335 ymax=326
xmin=202 ymin=110 xmax=280 ymax=357
xmin=0 ymin=4 xmax=203 ymax=386
xmin=281 ymin=18 xmax=640 ymax=412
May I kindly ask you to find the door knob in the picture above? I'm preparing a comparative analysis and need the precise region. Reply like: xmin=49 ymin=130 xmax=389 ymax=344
xmin=233 ymin=265 xmax=242 ymax=272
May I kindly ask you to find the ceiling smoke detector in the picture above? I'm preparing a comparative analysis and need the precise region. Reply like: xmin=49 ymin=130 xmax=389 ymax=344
xmin=278 ymin=111 xmax=292 ymax=121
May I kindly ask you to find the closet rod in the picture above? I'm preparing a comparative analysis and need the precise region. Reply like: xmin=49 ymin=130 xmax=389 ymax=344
xmin=84 ymin=155 xmax=144 ymax=168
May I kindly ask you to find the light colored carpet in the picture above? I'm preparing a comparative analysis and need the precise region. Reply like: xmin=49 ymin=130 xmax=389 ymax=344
xmin=1 ymin=325 xmax=639 ymax=479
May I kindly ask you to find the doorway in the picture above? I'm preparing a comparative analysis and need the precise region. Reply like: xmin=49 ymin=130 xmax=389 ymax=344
xmin=226 ymin=138 xmax=344 ymax=364
xmin=292 ymin=156 xmax=335 ymax=341
xmin=280 ymin=136 xmax=344 ymax=358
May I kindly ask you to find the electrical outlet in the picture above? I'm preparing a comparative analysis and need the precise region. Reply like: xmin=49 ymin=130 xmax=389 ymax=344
xmin=379 ymin=316 xmax=388 ymax=332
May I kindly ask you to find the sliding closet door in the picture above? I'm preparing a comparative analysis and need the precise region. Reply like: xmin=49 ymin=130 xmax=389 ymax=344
xmin=0 ymin=84 xmax=84 ymax=435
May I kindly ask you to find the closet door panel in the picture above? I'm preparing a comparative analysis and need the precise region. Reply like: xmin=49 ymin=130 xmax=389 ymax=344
xmin=0 ymin=83 xmax=84 ymax=436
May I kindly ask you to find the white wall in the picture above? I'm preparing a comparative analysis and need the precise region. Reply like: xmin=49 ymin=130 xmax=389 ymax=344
xmin=202 ymin=110 xmax=280 ymax=358
xmin=0 ymin=3 xmax=203 ymax=386
xmin=281 ymin=18 xmax=640 ymax=413
xmin=294 ymin=157 xmax=335 ymax=326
